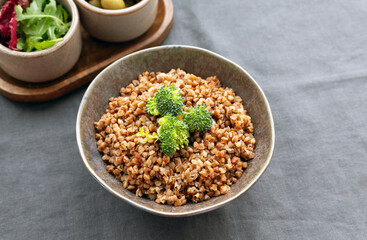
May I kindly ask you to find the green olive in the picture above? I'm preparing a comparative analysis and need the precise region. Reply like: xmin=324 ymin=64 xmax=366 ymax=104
xmin=89 ymin=0 xmax=102 ymax=8
xmin=101 ymin=0 xmax=126 ymax=9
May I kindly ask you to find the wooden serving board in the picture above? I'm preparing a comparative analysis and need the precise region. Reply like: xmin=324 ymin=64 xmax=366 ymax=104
xmin=0 ymin=0 xmax=173 ymax=102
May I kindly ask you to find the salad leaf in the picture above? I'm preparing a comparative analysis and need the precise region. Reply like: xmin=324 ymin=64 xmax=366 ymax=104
xmin=24 ymin=35 xmax=62 ymax=51
xmin=1 ymin=0 xmax=70 ymax=51
xmin=15 ymin=0 xmax=70 ymax=52
xmin=16 ymin=33 xmax=25 ymax=49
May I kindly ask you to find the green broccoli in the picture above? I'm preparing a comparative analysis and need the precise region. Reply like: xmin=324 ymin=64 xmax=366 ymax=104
xmin=158 ymin=116 xmax=190 ymax=155
xmin=145 ymin=85 xmax=184 ymax=117
xmin=145 ymin=98 xmax=160 ymax=116
xmin=183 ymin=104 xmax=213 ymax=133
xmin=137 ymin=115 xmax=190 ymax=156
xmin=141 ymin=85 xmax=213 ymax=156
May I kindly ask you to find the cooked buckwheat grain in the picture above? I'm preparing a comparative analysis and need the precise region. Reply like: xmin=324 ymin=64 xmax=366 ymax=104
xmin=94 ymin=69 xmax=255 ymax=206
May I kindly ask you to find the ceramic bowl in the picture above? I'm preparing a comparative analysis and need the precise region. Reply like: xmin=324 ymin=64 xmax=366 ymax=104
xmin=0 ymin=0 xmax=82 ymax=83
xmin=74 ymin=0 xmax=158 ymax=42
xmin=76 ymin=45 xmax=275 ymax=217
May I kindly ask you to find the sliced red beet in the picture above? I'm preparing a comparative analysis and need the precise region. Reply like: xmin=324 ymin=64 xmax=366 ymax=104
xmin=0 ymin=0 xmax=29 ymax=49
xmin=0 ymin=0 xmax=17 ymax=38
xmin=7 ymin=12 xmax=17 ymax=50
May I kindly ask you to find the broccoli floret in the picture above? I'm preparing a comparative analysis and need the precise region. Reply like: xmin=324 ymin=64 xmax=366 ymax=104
xmin=183 ymin=104 xmax=213 ymax=133
xmin=136 ymin=115 xmax=190 ymax=156
xmin=157 ymin=115 xmax=190 ymax=156
xmin=140 ymin=86 xmax=213 ymax=156
xmin=155 ymin=85 xmax=184 ymax=117
xmin=158 ymin=131 xmax=177 ymax=156
xmin=145 ymin=97 xmax=159 ymax=116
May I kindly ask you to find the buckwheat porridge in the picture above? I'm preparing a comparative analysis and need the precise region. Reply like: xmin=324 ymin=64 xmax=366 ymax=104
xmin=94 ymin=69 xmax=255 ymax=206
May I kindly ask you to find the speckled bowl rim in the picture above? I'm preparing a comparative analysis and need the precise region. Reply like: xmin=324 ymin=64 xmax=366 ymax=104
xmin=74 ymin=0 xmax=150 ymax=16
xmin=76 ymin=45 xmax=275 ymax=217
xmin=0 ymin=0 xmax=79 ymax=58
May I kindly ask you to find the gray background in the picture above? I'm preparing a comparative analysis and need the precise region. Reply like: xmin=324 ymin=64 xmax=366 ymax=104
xmin=1 ymin=0 xmax=366 ymax=239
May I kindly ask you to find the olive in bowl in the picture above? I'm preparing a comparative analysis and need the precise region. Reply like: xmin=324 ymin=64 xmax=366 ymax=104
xmin=74 ymin=0 xmax=158 ymax=42
xmin=89 ymin=0 xmax=140 ymax=10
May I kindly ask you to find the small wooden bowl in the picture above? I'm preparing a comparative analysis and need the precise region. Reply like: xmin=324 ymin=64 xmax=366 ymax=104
xmin=0 ymin=0 xmax=82 ymax=83
xmin=74 ymin=0 xmax=158 ymax=42
xmin=76 ymin=45 xmax=275 ymax=217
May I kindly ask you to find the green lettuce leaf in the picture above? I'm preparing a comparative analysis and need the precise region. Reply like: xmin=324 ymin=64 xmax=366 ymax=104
xmin=15 ymin=0 xmax=70 ymax=52
xmin=25 ymin=35 xmax=63 ymax=51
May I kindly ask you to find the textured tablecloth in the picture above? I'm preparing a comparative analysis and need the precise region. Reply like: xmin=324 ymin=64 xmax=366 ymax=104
xmin=1 ymin=0 xmax=367 ymax=239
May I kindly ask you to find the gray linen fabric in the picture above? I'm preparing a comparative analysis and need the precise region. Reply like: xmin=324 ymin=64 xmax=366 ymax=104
xmin=1 ymin=0 xmax=367 ymax=239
